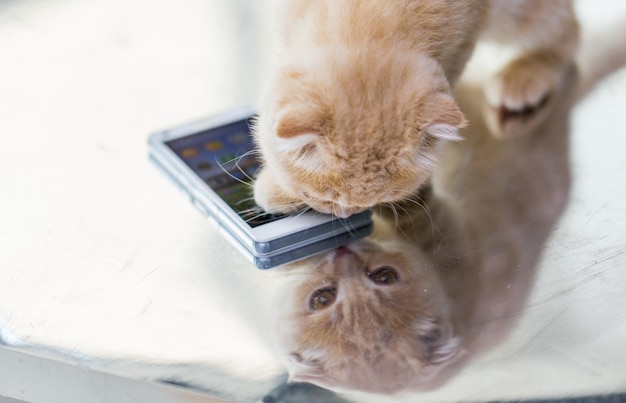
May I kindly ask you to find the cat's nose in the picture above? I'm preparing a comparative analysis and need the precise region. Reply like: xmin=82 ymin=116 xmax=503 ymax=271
xmin=333 ymin=246 xmax=359 ymax=262
xmin=334 ymin=246 xmax=354 ymax=258
xmin=332 ymin=246 xmax=359 ymax=270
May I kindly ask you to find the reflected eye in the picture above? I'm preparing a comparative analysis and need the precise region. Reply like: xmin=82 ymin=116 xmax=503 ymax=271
xmin=368 ymin=267 xmax=399 ymax=285
xmin=309 ymin=287 xmax=337 ymax=310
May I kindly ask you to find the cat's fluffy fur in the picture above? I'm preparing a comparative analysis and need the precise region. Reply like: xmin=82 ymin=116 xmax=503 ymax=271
xmin=271 ymin=62 xmax=579 ymax=394
xmin=253 ymin=0 xmax=579 ymax=217
xmin=2 ymin=12 xmax=625 ymax=400
xmin=273 ymin=227 xmax=464 ymax=393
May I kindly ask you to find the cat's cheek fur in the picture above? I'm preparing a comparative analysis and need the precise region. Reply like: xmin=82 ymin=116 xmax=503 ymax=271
xmin=253 ymin=167 xmax=304 ymax=214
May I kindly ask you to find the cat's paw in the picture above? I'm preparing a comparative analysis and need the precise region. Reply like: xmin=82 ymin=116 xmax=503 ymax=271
xmin=254 ymin=168 xmax=306 ymax=214
xmin=484 ymin=53 xmax=566 ymax=137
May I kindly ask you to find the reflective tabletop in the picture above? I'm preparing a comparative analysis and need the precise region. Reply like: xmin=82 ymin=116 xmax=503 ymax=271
xmin=1 ymin=1 xmax=625 ymax=402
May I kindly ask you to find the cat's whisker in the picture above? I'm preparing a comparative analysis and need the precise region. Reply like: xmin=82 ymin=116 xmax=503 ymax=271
xmin=237 ymin=206 xmax=265 ymax=216
xmin=383 ymin=201 xmax=414 ymax=241
xmin=401 ymin=194 xmax=437 ymax=250
xmin=292 ymin=203 xmax=364 ymax=237
xmin=291 ymin=205 xmax=313 ymax=219
xmin=330 ymin=208 xmax=359 ymax=235
xmin=215 ymin=149 xmax=262 ymax=188
xmin=387 ymin=202 xmax=400 ymax=231
xmin=387 ymin=202 xmax=411 ymax=240
xmin=216 ymin=161 xmax=255 ymax=189
xmin=243 ymin=212 xmax=274 ymax=224
xmin=235 ymin=149 xmax=263 ymax=183
xmin=237 ymin=196 xmax=258 ymax=206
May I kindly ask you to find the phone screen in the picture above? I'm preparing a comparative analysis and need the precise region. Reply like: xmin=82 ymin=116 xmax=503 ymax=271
xmin=165 ymin=118 xmax=284 ymax=228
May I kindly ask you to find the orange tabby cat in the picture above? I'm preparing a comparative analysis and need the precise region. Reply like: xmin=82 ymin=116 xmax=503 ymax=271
xmin=270 ymin=64 xmax=579 ymax=394
xmin=253 ymin=0 xmax=579 ymax=217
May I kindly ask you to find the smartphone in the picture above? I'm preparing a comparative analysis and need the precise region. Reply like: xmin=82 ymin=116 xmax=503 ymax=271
xmin=148 ymin=106 xmax=373 ymax=269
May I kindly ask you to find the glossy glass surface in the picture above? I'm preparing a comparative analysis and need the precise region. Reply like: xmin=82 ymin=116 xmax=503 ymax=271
xmin=1 ymin=1 xmax=625 ymax=402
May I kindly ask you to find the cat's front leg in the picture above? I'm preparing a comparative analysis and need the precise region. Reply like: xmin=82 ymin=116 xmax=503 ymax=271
xmin=484 ymin=51 xmax=572 ymax=137
xmin=482 ymin=0 xmax=579 ymax=137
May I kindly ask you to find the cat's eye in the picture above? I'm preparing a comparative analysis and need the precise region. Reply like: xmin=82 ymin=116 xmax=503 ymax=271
xmin=367 ymin=267 xmax=399 ymax=285
xmin=309 ymin=287 xmax=337 ymax=310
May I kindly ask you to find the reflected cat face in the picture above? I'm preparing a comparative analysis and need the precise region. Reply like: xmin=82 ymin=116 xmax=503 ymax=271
xmin=273 ymin=223 xmax=463 ymax=394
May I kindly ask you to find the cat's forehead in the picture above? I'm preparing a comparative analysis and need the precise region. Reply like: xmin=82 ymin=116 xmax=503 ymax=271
xmin=274 ymin=48 xmax=449 ymax=128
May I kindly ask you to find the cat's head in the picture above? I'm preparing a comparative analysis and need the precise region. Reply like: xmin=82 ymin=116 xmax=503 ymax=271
xmin=272 ymin=223 xmax=463 ymax=394
xmin=254 ymin=46 xmax=465 ymax=217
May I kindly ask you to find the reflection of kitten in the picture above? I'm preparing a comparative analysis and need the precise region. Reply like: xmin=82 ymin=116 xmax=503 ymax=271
xmin=254 ymin=0 xmax=579 ymax=217
xmin=273 ymin=224 xmax=463 ymax=393
xmin=271 ymin=64 xmax=580 ymax=394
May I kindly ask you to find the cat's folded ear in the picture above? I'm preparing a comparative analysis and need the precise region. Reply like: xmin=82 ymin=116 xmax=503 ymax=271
xmin=274 ymin=107 xmax=326 ymax=139
xmin=424 ymin=94 xmax=467 ymax=142
xmin=417 ymin=317 xmax=464 ymax=366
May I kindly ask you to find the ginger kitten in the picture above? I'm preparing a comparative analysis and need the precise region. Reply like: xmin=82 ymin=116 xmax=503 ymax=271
xmin=270 ymin=64 xmax=579 ymax=394
xmin=253 ymin=0 xmax=579 ymax=217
